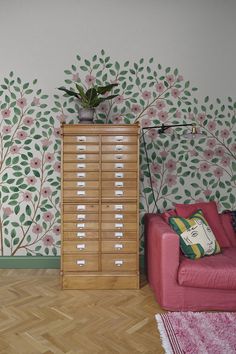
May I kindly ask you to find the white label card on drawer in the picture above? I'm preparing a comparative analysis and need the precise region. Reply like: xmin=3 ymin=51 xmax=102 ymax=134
xmin=115 ymin=172 xmax=123 ymax=178
xmin=115 ymin=260 xmax=123 ymax=266
xmin=115 ymin=163 xmax=124 ymax=169
xmin=77 ymin=260 xmax=85 ymax=266
xmin=115 ymin=181 xmax=123 ymax=187
xmin=77 ymin=232 xmax=85 ymax=237
xmin=77 ymin=223 xmax=85 ymax=228
xmin=77 ymin=145 xmax=86 ymax=151
xmin=77 ymin=244 xmax=85 ymax=250
xmin=116 ymin=136 xmax=124 ymax=141
xmin=115 ymin=214 xmax=123 ymax=219
xmin=77 ymin=181 xmax=85 ymax=187
xmin=115 ymin=232 xmax=123 ymax=238
xmin=115 ymin=244 xmax=123 ymax=249
xmin=77 ymin=154 xmax=86 ymax=160
xmin=77 ymin=172 xmax=86 ymax=178
xmin=115 ymin=190 xmax=123 ymax=196
xmin=77 ymin=205 xmax=86 ymax=210
xmin=115 ymin=223 xmax=123 ymax=228
xmin=77 ymin=136 xmax=86 ymax=142
xmin=77 ymin=163 xmax=86 ymax=168
xmin=115 ymin=205 xmax=123 ymax=210
xmin=77 ymin=214 xmax=85 ymax=220
xmin=77 ymin=191 xmax=85 ymax=195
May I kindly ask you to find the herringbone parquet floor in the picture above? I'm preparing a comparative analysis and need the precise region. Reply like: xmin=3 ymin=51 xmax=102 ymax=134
xmin=0 ymin=270 xmax=165 ymax=354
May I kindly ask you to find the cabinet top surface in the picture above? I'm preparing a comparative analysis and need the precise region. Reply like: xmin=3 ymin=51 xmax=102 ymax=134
xmin=61 ymin=124 xmax=140 ymax=135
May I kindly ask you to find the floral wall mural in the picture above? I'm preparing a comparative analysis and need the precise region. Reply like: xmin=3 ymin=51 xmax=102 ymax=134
xmin=1 ymin=50 xmax=235 ymax=257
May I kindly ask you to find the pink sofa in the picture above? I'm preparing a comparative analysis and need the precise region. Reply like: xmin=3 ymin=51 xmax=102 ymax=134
xmin=145 ymin=212 xmax=236 ymax=311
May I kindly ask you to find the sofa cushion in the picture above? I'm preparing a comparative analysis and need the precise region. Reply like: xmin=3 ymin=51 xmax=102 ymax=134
xmin=175 ymin=201 xmax=231 ymax=248
xmin=178 ymin=247 xmax=236 ymax=290
xmin=169 ymin=209 xmax=221 ymax=260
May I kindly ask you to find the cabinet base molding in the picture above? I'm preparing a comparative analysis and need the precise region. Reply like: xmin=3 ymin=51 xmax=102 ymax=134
xmin=62 ymin=273 xmax=139 ymax=290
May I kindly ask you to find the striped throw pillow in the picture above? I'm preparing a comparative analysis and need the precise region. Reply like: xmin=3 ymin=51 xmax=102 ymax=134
xmin=169 ymin=209 xmax=221 ymax=259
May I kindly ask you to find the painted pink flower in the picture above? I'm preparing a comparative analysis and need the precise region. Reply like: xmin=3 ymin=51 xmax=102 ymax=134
xmin=150 ymin=162 xmax=161 ymax=174
xmin=30 ymin=157 xmax=41 ymax=169
xmin=2 ymin=126 xmax=11 ymax=134
xmin=23 ymin=116 xmax=34 ymax=126
xmin=166 ymin=174 xmax=177 ymax=187
xmin=131 ymin=104 xmax=142 ymax=113
xmin=230 ymin=143 xmax=236 ymax=153
xmin=41 ymin=139 xmax=52 ymax=147
xmin=1 ymin=108 xmax=11 ymax=118
xmin=53 ymin=161 xmax=61 ymax=172
xmin=3 ymin=207 xmax=13 ymax=217
xmin=197 ymin=113 xmax=206 ymax=123
xmin=155 ymin=82 xmax=165 ymax=93
xmin=56 ymin=113 xmax=67 ymax=123
xmin=213 ymin=167 xmax=223 ymax=178
xmin=53 ymin=128 xmax=61 ymax=138
xmin=22 ymin=192 xmax=32 ymax=201
xmin=158 ymin=111 xmax=168 ymax=122
xmin=16 ymin=131 xmax=28 ymax=140
xmin=141 ymin=118 xmax=151 ymax=128
xmin=204 ymin=189 xmax=212 ymax=197
xmin=85 ymin=74 xmax=95 ymax=86
xmin=147 ymin=108 xmax=156 ymax=117
xmin=53 ymin=225 xmax=60 ymax=235
xmin=160 ymin=150 xmax=168 ymax=158
xmin=200 ymin=162 xmax=210 ymax=172
xmin=45 ymin=153 xmax=54 ymax=163
xmin=207 ymin=139 xmax=216 ymax=149
xmin=188 ymin=113 xmax=195 ymax=121
xmin=43 ymin=235 xmax=54 ymax=246
xmin=171 ymin=88 xmax=181 ymax=98
xmin=220 ymin=156 xmax=230 ymax=167
xmin=32 ymin=97 xmax=40 ymax=106
xmin=112 ymin=116 xmax=123 ymax=124
xmin=220 ymin=129 xmax=230 ymax=139
xmin=42 ymin=187 xmax=52 ymax=198
xmin=114 ymin=95 xmax=124 ymax=104
xmin=177 ymin=75 xmax=184 ymax=82
xmin=148 ymin=177 xmax=158 ymax=189
xmin=98 ymin=103 xmax=108 ymax=112
xmin=166 ymin=75 xmax=175 ymax=85
xmin=17 ymin=97 xmax=27 ymax=108
xmin=175 ymin=110 xmax=182 ymax=118
xmin=26 ymin=176 xmax=37 ymax=185
xmin=203 ymin=150 xmax=214 ymax=159
xmin=43 ymin=212 xmax=53 ymax=222
xmin=208 ymin=121 xmax=216 ymax=130
xmin=189 ymin=149 xmax=198 ymax=157
xmin=72 ymin=73 xmax=79 ymax=81
xmin=142 ymin=91 xmax=151 ymax=100
xmin=165 ymin=159 xmax=176 ymax=171
xmin=32 ymin=224 xmax=43 ymax=234
xmin=156 ymin=100 xmax=166 ymax=110
xmin=10 ymin=145 xmax=20 ymax=154
xmin=148 ymin=129 xmax=158 ymax=140
xmin=215 ymin=147 xmax=225 ymax=157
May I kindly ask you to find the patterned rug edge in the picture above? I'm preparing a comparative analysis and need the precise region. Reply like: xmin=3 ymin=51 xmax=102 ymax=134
xmin=155 ymin=314 xmax=174 ymax=354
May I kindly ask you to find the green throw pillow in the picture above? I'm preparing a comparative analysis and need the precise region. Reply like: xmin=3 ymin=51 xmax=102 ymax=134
xmin=169 ymin=209 xmax=221 ymax=260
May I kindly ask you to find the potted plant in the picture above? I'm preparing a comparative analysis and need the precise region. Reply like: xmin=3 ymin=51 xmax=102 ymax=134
xmin=58 ymin=83 xmax=119 ymax=123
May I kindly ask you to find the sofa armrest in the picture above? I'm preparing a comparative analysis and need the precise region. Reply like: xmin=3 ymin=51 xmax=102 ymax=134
xmin=144 ymin=214 xmax=180 ymax=301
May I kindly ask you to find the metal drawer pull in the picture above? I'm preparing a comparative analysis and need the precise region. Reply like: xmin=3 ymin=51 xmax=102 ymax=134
xmin=77 ymin=145 xmax=86 ymax=151
xmin=77 ymin=260 xmax=86 ymax=266
xmin=115 ymin=136 xmax=124 ymax=141
xmin=77 ymin=232 xmax=85 ymax=238
xmin=115 ymin=244 xmax=123 ymax=250
xmin=77 ymin=181 xmax=85 ymax=187
xmin=77 ymin=163 xmax=86 ymax=169
xmin=77 ymin=136 xmax=86 ymax=142
xmin=115 ymin=172 xmax=123 ymax=178
xmin=115 ymin=154 xmax=123 ymax=160
xmin=115 ymin=223 xmax=123 ymax=228
xmin=115 ymin=260 xmax=123 ymax=266
xmin=77 ymin=205 xmax=86 ymax=210
xmin=77 ymin=172 xmax=86 ymax=178
xmin=77 ymin=214 xmax=85 ymax=220
xmin=115 ymin=204 xmax=123 ymax=210
xmin=115 ymin=181 xmax=123 ymax=187
xmin=115 ymin=163 xmax=124 ymax=169
xmin=115 ymin=214 xmax=123 ymax=220
xmin=77 ymin=154 xmax=86 ymax=160
xmin=115 ymin=145 xmax=123 ymax=151
xmin=77 ymin=191 xmax=85 ymax=196
xmin=115 ymin=232 xmax=123 ymax=238
xmin=115 ymin=190 xmax=123 ymax=196
xmin=77 ymin=223 xmax=85 ymax=229
xmin=77 ymin=244 xmax=86 ymax=250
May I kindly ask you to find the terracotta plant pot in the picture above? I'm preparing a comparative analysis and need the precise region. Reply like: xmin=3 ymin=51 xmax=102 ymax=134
xmin=78 ymin=108 xmax=95 ymax=124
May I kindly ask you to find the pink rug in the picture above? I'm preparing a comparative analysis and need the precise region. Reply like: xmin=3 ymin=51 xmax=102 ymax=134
xmin=155 ymin=312 xmax=236 ymax=354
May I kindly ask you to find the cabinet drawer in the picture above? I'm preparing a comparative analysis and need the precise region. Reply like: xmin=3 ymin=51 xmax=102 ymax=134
xmin=102 ymin=213 xmax=136 ymax=222
xmin=63 ymin=181 xmax=99 ymax=189
xmin=63 ymin=204 xmax=99 ymax=213
xmin=102 ymin=203 xmax=137 ymax=213
xmin=102 ymin=136 xmax=137 ymax=144
xmin=102 ymin=171 xmax=137 ymax=180
xmin=102 ymin=231 xmax=137 ymax=240
xmin=63 ymin=254 xmax=99 ymax=272
xmin=101 ymin=144 xmax=137 ymax=153
xmin=102 ymin=154 xmax=137 ymax=162
xmin=63 ymin=154 xmax=99 ymax=162
xmin=102 ymin=189 xmax=137 ymax=198
xmin=64 ymin=136 xmax=99 ymax=144
xmin=64 ymin=171 xmax=99 ymax=180
xmin=63 ymin=231 xmax=99 ymax=240
xmin=63 ymin=189 xmax=99 ymax=199
xmin=101 ymin=254 xmax=137 ymax=272
xmin=102 ymin=181 xmax=137 ymax=189
xmin=102 ymin=241 xmax=137 ymax=253
xmin=64 ymin=222 xmax=99 ymax=231
xmin=64 ymin=144 xmax=99 ymax=153
xmin=102 ymin=162 xmax=137 ymax=171
xmin=64 ymin=240 xmax=99 ymax=253
xmin=102 ymin=222 xmax=137 ymax=231
xmin=64 ymin=162 xmax=99 ymax=171
xmin=64 ymin=213 xmax=99 ymax=222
